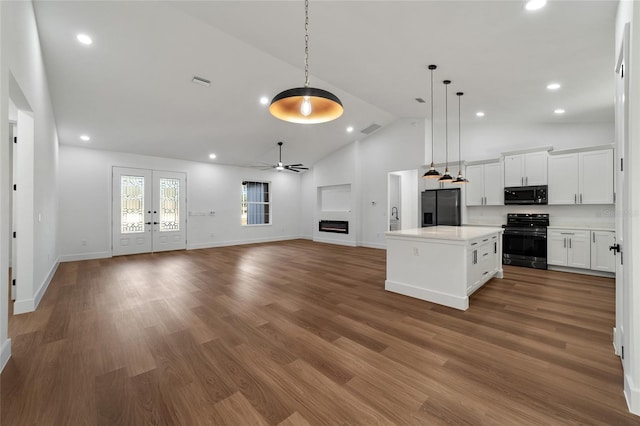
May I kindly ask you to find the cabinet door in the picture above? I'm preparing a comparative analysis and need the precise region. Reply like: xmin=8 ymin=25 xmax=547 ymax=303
xmin=548 ymin=154 xmax=579 ymax=205
xmin=524 ymin=152 xmax=548 ymax=186
xmin=580 ymin=149 xmax=614 ymax=204
xmin=483 ymin=162 xmax=504 ymax=205
xmin=591 ymin=231 xmax=615 ymax=272
xmin=547 ymin=230 xmax=568 ymax=266
xmin=467 ymin=248 xmax=482 ymax=290
xmin=465 ymin=165 xmax=485 ymax=206
xmin=504 ymin=155 xmax=524 ymax=187
xmin=567 ymin=231 xmax=590 ymax=269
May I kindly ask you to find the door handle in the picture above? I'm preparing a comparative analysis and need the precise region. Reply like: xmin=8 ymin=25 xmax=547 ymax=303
xmin=593 ymin=233 xmax=595 ymax=243
xmin=580 ymin=193 xmax=583 ymax=204
xmin=563 ymin=238 xmax=566 ymax=248
xmin=145 ymin=222 xmax=152 ymax=225
xmin=521 ymin=177 xmax=524 ymax=186
xmin=153 ymin=222 xmax=159 ymax=225
xmin=525 ymin=177 xmax=528 ymax=186
xmin=569 ymin=238 xmax=572 ymax=249
xmin=609 ymin=244 xmax=621 ymax=254
xmin=574 ymin=194 xmax=577 ymax=204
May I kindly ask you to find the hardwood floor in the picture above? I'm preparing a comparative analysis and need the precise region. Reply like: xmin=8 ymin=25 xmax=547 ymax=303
xmin=1 ymin=239 xmax=636 ymax=425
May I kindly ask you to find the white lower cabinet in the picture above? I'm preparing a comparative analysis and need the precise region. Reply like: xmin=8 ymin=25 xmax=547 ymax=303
xmin=548 ymin=228 xmax=615 ymax=274
xmin=547 ymin=229 xmax=590 ymax=269
xmin=591 ymin=231 xmax=616 ymax=272
xmin=467 ymin=234 xmax=499 ymax=292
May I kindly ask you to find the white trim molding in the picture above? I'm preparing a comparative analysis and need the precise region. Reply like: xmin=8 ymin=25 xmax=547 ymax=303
xmin=625 ymin=374 xmax=640 ymax=416
xmin=14 ymin=258 xmax=59 ymax=315
xmin=60 ymin=251 xmax=111 ymax=263
xmin=0 ymin=339 xmax=11 ymax=373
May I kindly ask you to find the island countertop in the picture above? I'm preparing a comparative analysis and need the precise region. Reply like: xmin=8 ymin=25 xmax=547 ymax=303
xmin=386 ymin=225 xmax=504 ymax=241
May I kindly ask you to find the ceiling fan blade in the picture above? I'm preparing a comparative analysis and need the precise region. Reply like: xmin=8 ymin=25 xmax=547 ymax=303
xmin=251 ymin=165 xmax=275 ymax=170
xmin=288 ymin=166 xmax=309 ymax=170
xmin=285 ymin=163 xmax=304 ymax=167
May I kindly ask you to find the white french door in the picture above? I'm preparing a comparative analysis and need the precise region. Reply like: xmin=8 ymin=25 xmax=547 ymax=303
xmin=112 ymin=167 xmax=186 ymax=256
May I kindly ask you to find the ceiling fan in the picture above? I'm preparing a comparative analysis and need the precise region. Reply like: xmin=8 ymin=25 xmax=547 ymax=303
xmin=254 ymin=142 xmax=309 ymax=173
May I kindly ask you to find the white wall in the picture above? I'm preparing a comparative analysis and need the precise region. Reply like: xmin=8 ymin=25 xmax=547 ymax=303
xmin=58 ymin=146 xmax=301 ymax=260
xmin=462 ymin=122 xmax=614 ymax=161
xmin=1 ymin=0 xmax=60 ymax=369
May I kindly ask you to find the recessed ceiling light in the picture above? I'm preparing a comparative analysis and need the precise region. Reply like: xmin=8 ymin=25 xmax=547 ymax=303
xmin=525 ymin=0 xmax=546 ymax=11
xmin=346 ymin=126 xmax=354 ymax=133
xmin=76 ymin=34 xmax=92 ymax=45
xmin=547 ymin=83 xmax=561 ymax=90
xmin=476 ymin=112 xmax=485 ymax=117
xmin=259 ymin=97 xmax=269 ymax=105
xmin=209 ymin=153 xmax=217 ymax=159
xmin=554 ymin=108 xmax=565 ymax=114
xmin=80 ymin=134 xmax=90 ymax=142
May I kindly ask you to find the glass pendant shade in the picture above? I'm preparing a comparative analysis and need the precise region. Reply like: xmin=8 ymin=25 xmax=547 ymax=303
xmin=270 ymin=87 xmax=343 ymax=124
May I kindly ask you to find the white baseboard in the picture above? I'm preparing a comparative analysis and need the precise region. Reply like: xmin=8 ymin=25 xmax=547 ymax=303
xmin=547 ymin=265 xmax=615 ymax=278
xmin=385 ymin=279 xmax=468 ymax=311
xmin=59 ymin=251 xmax=111 ymax=262
xmin=13 ymin=257 xmax=59 ymax=315
xmin=0 ymin=338 xmax=11 ymax=373
xmin=358 ymin=241 xmax=386 ymax=250
xmin=312 ymin=237 xmax=357 ymax=247
xmin=188 ymin=235 xmax=301 ymax=250
xmin=625 ymin=373 xmax=640 ymax=416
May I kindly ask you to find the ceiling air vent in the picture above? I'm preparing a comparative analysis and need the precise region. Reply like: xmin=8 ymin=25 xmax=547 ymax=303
xmin=360 ymin=123 xmax=382 ymax=135
xmin=415 ymin=97 xmax=426 ymax=103
xmin=191 ymin=76 xmax=211 ymax=87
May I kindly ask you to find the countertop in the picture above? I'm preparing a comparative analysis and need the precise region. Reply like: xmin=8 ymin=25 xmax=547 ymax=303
xmin=386 ymin=225 xmax=503 ymax=241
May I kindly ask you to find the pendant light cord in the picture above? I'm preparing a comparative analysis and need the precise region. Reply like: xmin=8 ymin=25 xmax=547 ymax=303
xmin=304 ymin=0 xmax=310 ymax=88
xmin=430 ymin=68 xmax=434 ymax=162
xmin=444 ymin=81 xmax=450 ymax=169
xmin=458 ymin=93 xmax=462 ymax=169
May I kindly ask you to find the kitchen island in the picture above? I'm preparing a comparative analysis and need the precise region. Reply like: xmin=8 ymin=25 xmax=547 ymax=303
xmin=385 ymin=226 xmax=504 ymax=310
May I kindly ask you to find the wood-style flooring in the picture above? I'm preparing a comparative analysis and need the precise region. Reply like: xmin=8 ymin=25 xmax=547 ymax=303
xmin=1 ymin=239 xmax=637 ymax=425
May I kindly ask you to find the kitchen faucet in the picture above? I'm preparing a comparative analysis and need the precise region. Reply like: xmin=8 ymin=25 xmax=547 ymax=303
xmin=391 ymin=206 xmax=399 ymax=220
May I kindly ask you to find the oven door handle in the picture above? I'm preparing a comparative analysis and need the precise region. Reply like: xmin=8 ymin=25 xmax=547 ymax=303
xmin=503 ymin=230 xmax=547 ymax=238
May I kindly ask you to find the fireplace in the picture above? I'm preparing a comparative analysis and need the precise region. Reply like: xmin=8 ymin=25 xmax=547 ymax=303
xmin=319 ymin=220 xmax=349 ymax=234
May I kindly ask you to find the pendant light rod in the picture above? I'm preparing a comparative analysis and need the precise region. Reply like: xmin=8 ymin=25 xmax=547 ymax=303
xmin=452 ymin=91 xmax=468 ymax=184
xmin=439 ymin=80 xmax=453 ymax=182
xmin=423 ymin=64 xmax=441 ymax=179
xmin=269 ymin=0 xmax=343 ymax=124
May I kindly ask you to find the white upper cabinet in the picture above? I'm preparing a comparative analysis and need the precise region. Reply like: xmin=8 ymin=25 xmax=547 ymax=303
xmin=580 ymin=149 xmax=614 ymax=204
xmin=504 ymin=151 xmax=548 ymax=187
xmin=548 ymin=148 xmax=613 ymax=205
xmin=466 ymin=162 xmax=503 ymax=206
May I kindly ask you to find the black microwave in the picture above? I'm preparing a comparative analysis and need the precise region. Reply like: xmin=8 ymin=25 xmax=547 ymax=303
xmin=504 ymin=185 xmax=548 ymax=205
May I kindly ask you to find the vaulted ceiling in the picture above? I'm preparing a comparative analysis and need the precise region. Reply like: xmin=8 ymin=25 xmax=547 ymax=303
xmin=33 ymin=1 xmax=616 ymax=168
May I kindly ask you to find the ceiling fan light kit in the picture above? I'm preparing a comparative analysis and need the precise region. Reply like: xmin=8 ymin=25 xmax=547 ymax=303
xmin=269 ymin=0 xmax=343 ymax=124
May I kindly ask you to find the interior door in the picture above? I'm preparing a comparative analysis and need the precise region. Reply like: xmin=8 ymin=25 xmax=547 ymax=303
xmin=613 ymin=24 xmax=628 ymax=359
xmin=112 ymin=167 xmax=186 ymax=256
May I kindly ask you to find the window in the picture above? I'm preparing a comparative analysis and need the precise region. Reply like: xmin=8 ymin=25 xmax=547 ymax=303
xmin=242 ymin=181 xmax=270 ymax=225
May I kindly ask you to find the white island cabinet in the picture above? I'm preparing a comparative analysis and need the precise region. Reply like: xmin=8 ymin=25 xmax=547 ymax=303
xmin=385 ymin=226 xmax=504 ymax=311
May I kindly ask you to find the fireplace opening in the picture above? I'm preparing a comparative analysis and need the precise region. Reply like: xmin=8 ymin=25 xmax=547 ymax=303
xmin=319 ymin=220 xmax=349 ymax=234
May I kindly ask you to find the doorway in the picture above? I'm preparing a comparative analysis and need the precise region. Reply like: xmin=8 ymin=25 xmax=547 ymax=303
xmin=387 ymin=169 xmax=419 ymax=231
xmin=112 ymin=167 xmax=187 ymax=256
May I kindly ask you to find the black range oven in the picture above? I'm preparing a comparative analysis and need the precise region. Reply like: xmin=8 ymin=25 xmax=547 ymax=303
xmin=502 ymin=213 xmax=549 ymax=270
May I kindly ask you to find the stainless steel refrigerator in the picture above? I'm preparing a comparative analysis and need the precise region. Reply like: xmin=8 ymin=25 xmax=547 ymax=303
xmin=421 ymin=188 xmax=461 ymax=227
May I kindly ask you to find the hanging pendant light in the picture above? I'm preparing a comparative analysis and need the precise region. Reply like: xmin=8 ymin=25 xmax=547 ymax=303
xmin=423 ymin=65 xmax=441 ymax=179
xmin=452 ymin=92 xmax=469 ymax=184
xmin=269 ymin=0 xmax=343 ymax=124
xmin=439 ymin=80 xmax=453 ymax=182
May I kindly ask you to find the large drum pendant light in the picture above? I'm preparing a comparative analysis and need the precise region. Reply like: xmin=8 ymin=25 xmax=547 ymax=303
xmin=423 ymin=65 xmax=442 ymax=179
xmin=269 ymin=0 xmax=343 ymax=124
xmin=452 ymin=91 xmax=469 ymax=184
xmin=439 ymin=80 xmax=453 ymax=183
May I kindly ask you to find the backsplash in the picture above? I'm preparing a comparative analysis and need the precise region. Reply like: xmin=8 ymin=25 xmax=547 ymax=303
xmin=466 ymin=204 xmax=615 ymax=229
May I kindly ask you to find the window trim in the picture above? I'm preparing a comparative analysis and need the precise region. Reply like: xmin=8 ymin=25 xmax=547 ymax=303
xmin=241 ymin=180 xmax=272 ymax=226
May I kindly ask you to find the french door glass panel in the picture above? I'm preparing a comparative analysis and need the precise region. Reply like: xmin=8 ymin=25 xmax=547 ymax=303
xmin=113 ymin=167 xmax=186 ymax=256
